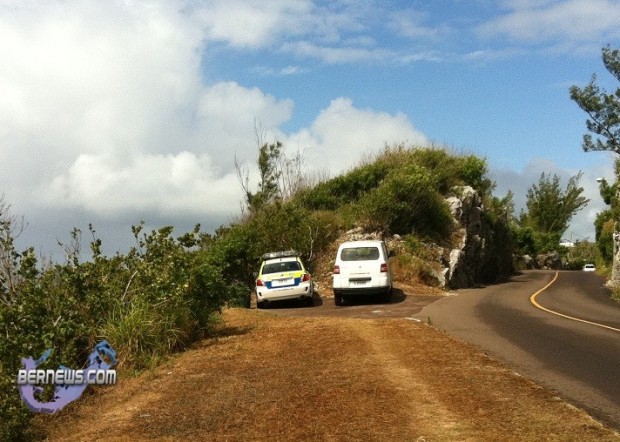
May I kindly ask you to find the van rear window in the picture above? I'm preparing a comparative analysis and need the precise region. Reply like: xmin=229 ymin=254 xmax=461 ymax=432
xmin=340 ymin=247 xmax=380 ymax=261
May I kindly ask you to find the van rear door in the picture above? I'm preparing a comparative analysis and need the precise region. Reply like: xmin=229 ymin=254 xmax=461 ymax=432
xmin=338 ymin=246 xmax=381 ymax=287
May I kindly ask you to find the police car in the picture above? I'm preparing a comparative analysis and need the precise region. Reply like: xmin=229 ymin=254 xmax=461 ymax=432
xmin=255 ymin=250 xmax=314 ymax=308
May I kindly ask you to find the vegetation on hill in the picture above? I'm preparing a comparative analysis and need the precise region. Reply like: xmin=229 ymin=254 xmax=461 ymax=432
xmin=0 ymin=144 xmax=510 ymax=441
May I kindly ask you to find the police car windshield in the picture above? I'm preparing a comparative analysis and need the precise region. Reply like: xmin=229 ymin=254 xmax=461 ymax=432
xmin=262 ymin=261 xmax=302 ymax=274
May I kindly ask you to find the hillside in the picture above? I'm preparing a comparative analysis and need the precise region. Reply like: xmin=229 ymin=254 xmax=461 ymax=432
xmin=222 ymin=144 xmax=514 ymax=294
xmin=0 ymin=145 xmax=515 ymax=440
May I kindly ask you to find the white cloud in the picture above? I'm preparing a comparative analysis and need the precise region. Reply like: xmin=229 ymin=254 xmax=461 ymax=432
xmin=285 ymin=98 xmax=428 ymax=174
xmin=44 ymin=152 xmax=240 ymax=218
xmin=197 ymin=0 xmax=313 ymax=48
xmin=197 ymin=1 xmax=446 ymax=66
xmin=0 ymin=1 xmax=204 ymax=181
xmin=196 ymin=0 xmax=368 ymax=49
xmin=0 ymin=4 xmax=293 ymax=183
xmin=388 ymin=9 xmax=450 ymax=40
xmin=252 ymin=65 xmax=309 ymax=77
xmin=280 ymin=41 xmax=393 ymax=64
xmin=479 ymin=0 xmax=620 ymax=44
xmin=0 ymin=1 xmax=295 ymax=254
xmin=462 ymin=47 xmax=527 ymax=62
xmin=194 ymin=82 xmax=294 ymax=165
xmin=280 ymin=65 xmax=305 ymax=76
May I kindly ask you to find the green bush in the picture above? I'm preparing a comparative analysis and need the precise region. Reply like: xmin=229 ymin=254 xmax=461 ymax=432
xmin=564 ymin=259 xmax=586 ymax=270
xmin=207 ymin=202 xmax=341 ymax=287
xmin=391 ymin=147 xmax=493 ymax=195
xmin=297 ymin=161 xmax=390 ymax=210
xmin=0 ymin=221 xmax=232 ymax=440
xmin=356 ymin=164 xmax=453 ymax=238
xmin=595 ymin=210 xmax=614 ymax=263
xmin=0 ymin=366 xmax=33 ymax=442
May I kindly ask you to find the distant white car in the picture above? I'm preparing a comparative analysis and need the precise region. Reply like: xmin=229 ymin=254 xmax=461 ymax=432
xmin=583 ymin=264 xmax=596 ymax=272
xmin=332 ymin=240 xmax=393 ymax=306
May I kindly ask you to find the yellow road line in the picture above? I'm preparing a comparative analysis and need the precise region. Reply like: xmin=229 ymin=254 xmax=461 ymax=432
xmin=530 ymin=271 xmax=620 ymax=333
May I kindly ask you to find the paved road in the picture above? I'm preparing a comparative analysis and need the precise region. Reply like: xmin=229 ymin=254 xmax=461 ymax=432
xmin=264 ymin=286 xmax=441 ymax=319
xmin=413 ymin=270 xmax=620 ymax=430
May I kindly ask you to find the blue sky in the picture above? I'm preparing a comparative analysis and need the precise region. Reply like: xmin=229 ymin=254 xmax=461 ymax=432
xmin=1 ymin=0 xmax=620 ymax=257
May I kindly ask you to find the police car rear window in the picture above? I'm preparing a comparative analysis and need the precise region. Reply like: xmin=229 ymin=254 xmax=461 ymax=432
xmin=340 ymin=247 xmax=380 ymax=261
xmin=262 ymin=261 xmax=302 ymax=274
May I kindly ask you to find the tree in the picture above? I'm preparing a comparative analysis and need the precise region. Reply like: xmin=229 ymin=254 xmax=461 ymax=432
xmin=521 ymin=172 xmax=589 ymax=251
xmin=594 ymin=209 xmax=614 ymax=261
xmin=235 ymin=140 xmax=283 ymax=213
xmin=570 ymin=46 xmax=620 ymax=153
xmin=570 ymin=45 xmax=620 ymax=285
xmin=248 ymin=140 xmax=283 ymax=211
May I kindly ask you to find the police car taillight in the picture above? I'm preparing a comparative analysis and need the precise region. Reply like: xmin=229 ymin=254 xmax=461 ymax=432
xmin=302 ymin=273 xmax=311 ymax=282
xmin=256 ymin=279 xmax=264 ymax=286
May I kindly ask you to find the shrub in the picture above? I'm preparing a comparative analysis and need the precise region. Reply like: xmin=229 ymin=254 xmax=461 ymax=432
xmin=595 ymin=210 xmax=614 ymax=263
xmin=391 ymin=253 xmax=440 ymax=287
xmin=297 ymin=161 xmax=390 ymax=210
xmin=457 ymin=155 xmax=494 ymax=196
xmin=564 ymin=259 xmax=586 ymax=271
xmin=405 ymin=148 xmax=493 ymax=195
xmin=0 ymin=221 xmax=232 ymax=439
xmin=208 ymin=202 xmax=341 ymax=288
xmin=356 ymin=165 xmax=453 ymax=238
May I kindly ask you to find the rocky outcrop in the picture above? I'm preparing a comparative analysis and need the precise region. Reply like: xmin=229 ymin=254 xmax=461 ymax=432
xmin=443 ymin=186 xmax=513 ymax=289
xmin=515 ymin=251 xmax=562 ymax=270
xmin=536 ymin=252 xmax=562 ymax=270
xmin=341 ymin=226 xmax=384 ymax=242
xmin=338 ymin=192 xmax=513 ymax=290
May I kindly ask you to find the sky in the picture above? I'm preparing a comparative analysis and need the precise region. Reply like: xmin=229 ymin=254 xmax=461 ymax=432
xmin=1 ymin=0 xmax=620 ymax=259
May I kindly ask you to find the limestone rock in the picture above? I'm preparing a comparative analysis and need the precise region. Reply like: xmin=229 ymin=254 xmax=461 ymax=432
xmin=443 ymin=186 xmax=513 ymax=289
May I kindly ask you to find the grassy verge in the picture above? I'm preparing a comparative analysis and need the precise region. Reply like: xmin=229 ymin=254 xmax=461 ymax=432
xmin=34 ymin=309 xmax=619 ymax=441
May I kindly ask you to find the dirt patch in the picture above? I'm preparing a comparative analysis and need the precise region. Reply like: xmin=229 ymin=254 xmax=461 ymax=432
xmin=35 ymin=309 xmax=619 ymax=441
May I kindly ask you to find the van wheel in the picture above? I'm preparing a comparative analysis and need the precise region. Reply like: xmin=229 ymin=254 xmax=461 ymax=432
xmin=334 ymin=293 xmax=343 ymax=306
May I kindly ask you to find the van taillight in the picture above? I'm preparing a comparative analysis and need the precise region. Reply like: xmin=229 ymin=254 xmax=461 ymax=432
xmin=380 ymin=263 xmax=388 ymax=273
xmin=256 ymin=279 xmax=264 ymax=286
xmin=302 ymin=273 xmax=311 ymax=282
xmin=333 ymin=265 xmax=340 ymax=274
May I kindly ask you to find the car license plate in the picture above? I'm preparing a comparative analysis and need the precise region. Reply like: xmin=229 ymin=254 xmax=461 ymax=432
xmin=271 ymin=278 xmax=293 ymax=287
xmin=351 ymin=281 xmax=367 ymax=286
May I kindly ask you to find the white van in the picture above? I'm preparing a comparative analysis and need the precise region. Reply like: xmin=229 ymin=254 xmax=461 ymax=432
xmin=332 ymin=240 xmax=393 ymax=306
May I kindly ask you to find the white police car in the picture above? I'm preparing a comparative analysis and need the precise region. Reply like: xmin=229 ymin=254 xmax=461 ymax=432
xmin=255 ymin=250 xmax=314 ymax=308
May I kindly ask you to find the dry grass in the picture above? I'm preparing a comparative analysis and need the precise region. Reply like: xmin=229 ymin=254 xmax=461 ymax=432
xmin=34 ymin=309 xmax=619 ymax=441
